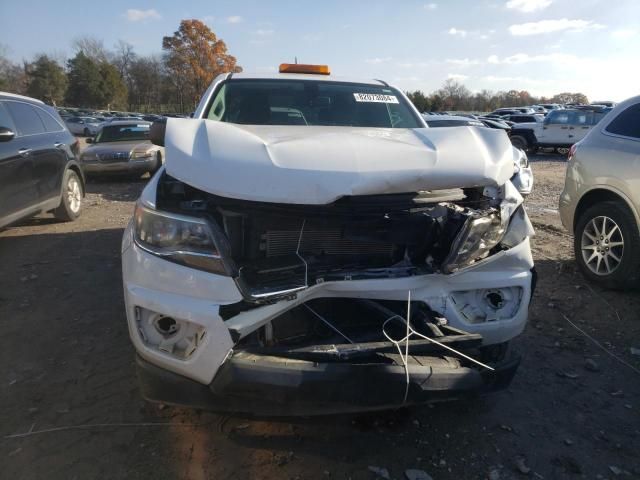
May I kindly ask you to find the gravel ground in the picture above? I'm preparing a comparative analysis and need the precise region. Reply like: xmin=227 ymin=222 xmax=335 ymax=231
xmin=1 ymin=151 xmax=639 ymax=480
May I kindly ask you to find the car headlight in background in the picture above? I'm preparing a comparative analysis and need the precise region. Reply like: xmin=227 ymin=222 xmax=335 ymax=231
xmin=133 ymin=203 xmax=229 ymax=275
xmin=443 ymin=211 xmax=507 ymax=273
xmin=131 ymin=150 xmax=154 ymax=159
xmin=81 ymin=152 xmax=99 ymax=161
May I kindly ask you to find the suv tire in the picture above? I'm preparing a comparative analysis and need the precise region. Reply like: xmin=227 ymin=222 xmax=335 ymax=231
xmin=510 ymin=135 xmax=528 ymax=151
xmin=54 ymin=169 xmax=83 ymax=222
xmin=574 ymin=201 xmax=640 ymax=289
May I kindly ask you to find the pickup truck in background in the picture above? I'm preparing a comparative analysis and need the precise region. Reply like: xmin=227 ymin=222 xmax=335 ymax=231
xmin=509 ymin=107 xmax=610 ymax=155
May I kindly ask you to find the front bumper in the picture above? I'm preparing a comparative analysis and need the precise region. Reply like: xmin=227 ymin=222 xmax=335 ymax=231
xmin=81 ymin=157 xmax=157 ymax=174
xmin=136 ymin=349 xmax=521 ymax=416
xmin=122 ymin=210 xmax=534 ymax=385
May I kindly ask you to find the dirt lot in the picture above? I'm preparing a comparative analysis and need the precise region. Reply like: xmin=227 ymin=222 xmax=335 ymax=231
xmin=1 ymin=153 xmax=639 ymax=480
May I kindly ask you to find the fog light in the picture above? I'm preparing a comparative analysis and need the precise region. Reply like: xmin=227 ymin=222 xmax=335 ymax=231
xmin=450 ymin=287 xmax=523 ymax=324
xmin=154 ymin=316 xmax=179 ymax=336
xmin=134 ymin=307 xmax=206 ymax=359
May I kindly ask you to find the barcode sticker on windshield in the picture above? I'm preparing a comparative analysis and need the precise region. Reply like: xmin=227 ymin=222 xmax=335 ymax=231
xmin=353 ymin=93 xmax=399 ymax=104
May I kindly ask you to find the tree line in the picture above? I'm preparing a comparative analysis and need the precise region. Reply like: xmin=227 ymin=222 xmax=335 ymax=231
xmin=0 ymin=19 xmax=241 ymax=113
xmin=406 ymin=79 xmax=589 ymax=113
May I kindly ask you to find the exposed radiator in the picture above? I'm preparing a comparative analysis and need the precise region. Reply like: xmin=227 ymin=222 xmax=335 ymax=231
xmin=263 ymin=229 xmax=394 ymax=257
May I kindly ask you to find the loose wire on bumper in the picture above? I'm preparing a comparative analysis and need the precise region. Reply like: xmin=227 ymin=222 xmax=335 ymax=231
xmin=382 ymin=291 xmax=495 ymax=405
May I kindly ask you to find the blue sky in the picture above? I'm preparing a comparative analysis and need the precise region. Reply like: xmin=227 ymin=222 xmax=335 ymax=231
xmin=1 ymin=0 xmax=639 ymax=100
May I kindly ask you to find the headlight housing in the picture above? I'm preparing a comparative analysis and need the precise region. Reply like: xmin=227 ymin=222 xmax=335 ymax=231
xmin=133 ymin=203 xmax=229 ymax=275
xmin=443 ymin=211 xmax=507 ymax=273
xmin=131 ymin=150 xmax=154 ymax=159
xmin=81 ymin=152 xmax=99 ymax=161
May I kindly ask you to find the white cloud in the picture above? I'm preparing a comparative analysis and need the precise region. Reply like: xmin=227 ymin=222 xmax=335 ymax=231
xmin=445 ymin=58 xmax=481 ymax=67
xmin=365 ymin=57 xmax=392 ymax=64
xmin=424 ymin=3 xmax=438 ymax=9
xmin=611 ymin=28 xmax=638 ymax=39
xmin=482 ymin=75 xmax=550 ymax=85
xmin=448 ymin=27 xmax=467 ymax=37
xmin=448 ymin=73 xmax=468 ymax=81
xmin=506 ymin=0 xmax=552 ymax=13
xmin=254 ymin=29 xmax=274 ymax=36
xmin=488 ymin=52 xmax=578 ymax=64
xmin=509 ymin=18 xmax=605 ymax=36
xmin=226 ymin=16 xmax=243 ymax=23
xmin=124 ymin=9 xmax=161 ymax=22
xmin=456 ymin=52 xmax=580 ymax=67
xmin=202 ymin=15 xmax=215 ymax=24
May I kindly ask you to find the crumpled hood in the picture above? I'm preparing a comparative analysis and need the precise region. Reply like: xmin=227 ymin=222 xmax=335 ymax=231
xmin=164 ymin=118 xmax=517 ymax=204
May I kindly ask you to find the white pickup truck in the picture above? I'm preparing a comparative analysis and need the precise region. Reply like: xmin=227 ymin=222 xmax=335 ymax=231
xmin=509 ymin=108 xmax=610 ymax=155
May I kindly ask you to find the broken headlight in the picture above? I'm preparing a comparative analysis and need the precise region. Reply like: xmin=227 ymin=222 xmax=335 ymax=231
xmin=443 ymin=211 xmax=506 ymax=273
xmin=133 ymin=203 xmax=228 ymax=275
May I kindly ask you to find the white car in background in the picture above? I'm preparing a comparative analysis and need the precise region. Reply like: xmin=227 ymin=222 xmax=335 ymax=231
xmin=65 ymin=116 xmax=103 ymax=136
xmin=122 ymin=64 xmax=536 ymax=415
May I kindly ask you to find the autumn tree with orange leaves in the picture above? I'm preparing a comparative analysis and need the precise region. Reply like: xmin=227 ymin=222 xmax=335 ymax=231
xmin=162 ymin=19 xmax=242 ymax=110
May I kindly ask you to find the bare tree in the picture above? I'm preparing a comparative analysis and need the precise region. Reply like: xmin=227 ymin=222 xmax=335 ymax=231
xmin=71 ymin=36 xmax=109 ymax=62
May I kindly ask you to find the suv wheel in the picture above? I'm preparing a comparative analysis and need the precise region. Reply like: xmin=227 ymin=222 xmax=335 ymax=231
xmin=54 ymin=169 xmax=83 ymax=221
xmin=574 ymin=201 xmax=640 ymax=289
xmin=510 ymin=135 xmax=528 ymax=151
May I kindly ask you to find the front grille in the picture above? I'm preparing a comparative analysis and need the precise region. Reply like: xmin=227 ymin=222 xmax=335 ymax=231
xmin=98 ymin=152 xmax=130 ymax=162
xmin=264 ymin=229 xmax=393 ymax=257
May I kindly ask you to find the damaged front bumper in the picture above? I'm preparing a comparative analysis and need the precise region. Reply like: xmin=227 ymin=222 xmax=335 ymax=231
xmin=122 ymin=169 xmax=535 ymax=415
xmin=123 ymin=225 xmax=534 ymax=414
xmin=136 ymin=347 xmax=521 ymax=416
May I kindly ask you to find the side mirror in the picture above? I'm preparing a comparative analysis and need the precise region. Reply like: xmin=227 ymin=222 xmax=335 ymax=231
xmin=150 ymin=120 xmax=166 ymax=147
xmin=0 ymin=126 xmax=16 ymax=142
xmin=86 ymin=137 xmax=94 ymax=144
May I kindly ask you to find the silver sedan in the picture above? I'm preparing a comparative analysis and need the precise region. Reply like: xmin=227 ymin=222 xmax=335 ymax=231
xmin=80 ymin=121 xmax=164 ymax=177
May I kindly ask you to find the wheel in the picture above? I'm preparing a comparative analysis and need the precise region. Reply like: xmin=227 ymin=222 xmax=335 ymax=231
xmin=54 ymin=169 xmax=83 ymax=221
xmin=83 ymin=127 xmax=91 ymax=136
xmin=574 ymin=201 xmax=640 ymax=289
xmin=510 ymin=135 xmax=528 ymax=151
xmin=556 ymin=147 xmax=570 ymax=156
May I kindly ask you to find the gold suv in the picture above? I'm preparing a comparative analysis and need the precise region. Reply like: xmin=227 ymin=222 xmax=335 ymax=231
xmin=560 ymin=95 xmax=640 ymax=289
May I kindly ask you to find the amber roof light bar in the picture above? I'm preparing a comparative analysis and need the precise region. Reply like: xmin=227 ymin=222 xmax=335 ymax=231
xmin=279 ymin=63 xmax=330 ymax=75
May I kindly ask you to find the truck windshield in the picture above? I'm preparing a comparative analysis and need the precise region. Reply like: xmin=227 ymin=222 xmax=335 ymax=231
xmin=206 ymin=79 xmax=421 ymax=128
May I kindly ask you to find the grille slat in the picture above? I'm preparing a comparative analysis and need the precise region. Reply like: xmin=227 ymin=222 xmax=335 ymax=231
xmin=265 ymin=229 xmax=393 ymax=257
xmin=98 ymin=152 xmax=130 ymax=162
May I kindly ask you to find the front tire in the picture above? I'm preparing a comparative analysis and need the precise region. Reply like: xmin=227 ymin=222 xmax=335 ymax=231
xmin=574 ymin=201 xmax=640 ymax=289
xmin=510 ymin=135 xmax=528 ymax=151
xmin=54 ymin=170 xmax=83 ymax=222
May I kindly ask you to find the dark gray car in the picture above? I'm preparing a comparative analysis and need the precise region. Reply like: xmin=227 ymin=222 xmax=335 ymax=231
xmin=80 ymin=121 xmax=163 ymax=177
